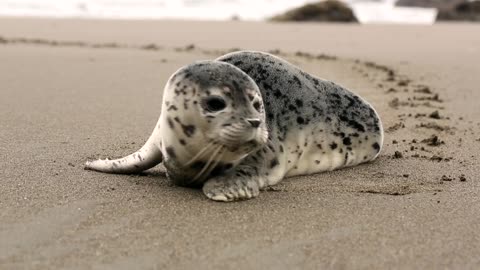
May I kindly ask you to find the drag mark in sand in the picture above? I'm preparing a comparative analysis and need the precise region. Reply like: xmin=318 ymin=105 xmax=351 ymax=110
xmin=0 ymin=35 xmax=243 ymax=57
xmin=347 ymin=55 xmax=472 ymax=196
xmin=352 ymin=57 xmax=454 ymax=161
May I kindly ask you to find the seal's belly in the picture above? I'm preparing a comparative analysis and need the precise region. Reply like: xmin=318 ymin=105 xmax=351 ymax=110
xmin=281 ymin=123 xmax=382 ymax=178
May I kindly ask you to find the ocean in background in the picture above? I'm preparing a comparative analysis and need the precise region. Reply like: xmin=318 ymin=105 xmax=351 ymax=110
xmin=0 ymin=0 xmax=318 ymax=20
xmin=0 ymin=0 xmax=439 ymax=23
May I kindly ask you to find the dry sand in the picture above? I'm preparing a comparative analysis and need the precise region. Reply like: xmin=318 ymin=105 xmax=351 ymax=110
xmin=0 ymin=18 xmax=479 ymax=269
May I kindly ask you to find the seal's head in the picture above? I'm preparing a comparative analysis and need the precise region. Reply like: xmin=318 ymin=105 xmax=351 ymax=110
xmin=161 ymin=61 xmax=268 ymax=185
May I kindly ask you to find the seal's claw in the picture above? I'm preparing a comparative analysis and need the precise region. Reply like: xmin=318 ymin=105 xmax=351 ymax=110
xmin=203 ymin=176 xmax=260 ymax=202
xmin=210 ymin=194 xmax=229 ymax=202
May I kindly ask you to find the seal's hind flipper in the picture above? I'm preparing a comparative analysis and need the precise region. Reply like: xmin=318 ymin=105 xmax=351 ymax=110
xmin=85 ymin=126 xmax=163 ymax=174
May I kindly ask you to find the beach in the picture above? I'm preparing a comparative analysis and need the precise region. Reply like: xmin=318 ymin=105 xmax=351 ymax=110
xmin=0 ymin=18 xmax=479 ymax=269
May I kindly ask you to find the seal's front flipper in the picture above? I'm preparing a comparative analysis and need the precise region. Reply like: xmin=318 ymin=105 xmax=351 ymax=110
xmin=203 ymin=142 xmax=286 ymax=202
xmin=202 ymin=166 xmax=263 ymax=202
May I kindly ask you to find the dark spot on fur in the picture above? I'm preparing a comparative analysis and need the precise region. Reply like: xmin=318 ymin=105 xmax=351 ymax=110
xmin=348 ymin=120 xmax=365 ymax=132
xmin=331 ymin=93 xmax=341 ymax=100
xmin=238 ymin=169 xmax=252 ymax=177
xmin=166 ymin=147 xmax=176 ymax=158
xmin=182 ymin=125 xmax=196 ymax=137
xmin=167 ymin=117 xmax=174 ymax=129
xmin=372 ymin=143 xmax=380 ymax=151
xmin=179 ymin=139 xmax=186 ymax=145
xmin=343 ymin=137 xmax=352 ymax=146
xmin=293 ymin=76 xmax=302 ymax=87
xmin=296 ymin=117 xmax=305 ymax=124
xmin=269 ymin=158 xmax=279 ymax=168
xmin=295 ymin=99 xmax=303 ymax=107
xmin=232 ymin=80 xmax=240 ymax=92
xmin=330 ymin=142 xmax=338 ymax=150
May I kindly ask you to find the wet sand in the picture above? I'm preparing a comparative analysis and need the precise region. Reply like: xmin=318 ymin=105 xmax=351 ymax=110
xmin=0 ymin=19 xmax=479 ymax=269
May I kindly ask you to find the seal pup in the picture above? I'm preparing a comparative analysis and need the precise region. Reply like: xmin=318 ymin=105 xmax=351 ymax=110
xmin=85 ymin=51 xmax=383 ymax=202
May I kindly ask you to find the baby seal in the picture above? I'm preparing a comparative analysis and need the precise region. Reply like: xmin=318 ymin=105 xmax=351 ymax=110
xmin=85 ymin=51 xmax=383 ymax=202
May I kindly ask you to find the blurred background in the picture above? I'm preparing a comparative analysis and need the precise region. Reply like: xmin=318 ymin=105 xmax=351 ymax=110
xmin=1 ymin=1 xmax=480 ymax=270
xmin=0 ymin=0 xmax=478 ymax=23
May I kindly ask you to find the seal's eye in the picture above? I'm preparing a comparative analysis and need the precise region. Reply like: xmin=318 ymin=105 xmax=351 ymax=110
xmin=253 ymin=101 xmax=261 ymax=112
xmin=203 ymin=96 xmax=226 ymax=112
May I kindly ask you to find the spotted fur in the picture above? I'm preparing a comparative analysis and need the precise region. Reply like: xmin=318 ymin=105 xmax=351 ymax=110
xmin=204 ymin=51 xmax=383 ymax=201
xmin=85 ymin=51 xmax=383 ymax=202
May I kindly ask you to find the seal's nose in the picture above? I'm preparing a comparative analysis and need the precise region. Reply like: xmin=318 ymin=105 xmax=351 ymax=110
xmin=247 ymin=119 xmax=261 ymax=128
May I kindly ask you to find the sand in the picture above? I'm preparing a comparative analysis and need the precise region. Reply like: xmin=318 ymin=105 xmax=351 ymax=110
xmin=0 ymin=18 xmax=479 ymax=269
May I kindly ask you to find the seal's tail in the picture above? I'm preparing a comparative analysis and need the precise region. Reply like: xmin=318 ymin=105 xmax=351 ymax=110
xmin=84 ymin=127 xmax=163 ymax=174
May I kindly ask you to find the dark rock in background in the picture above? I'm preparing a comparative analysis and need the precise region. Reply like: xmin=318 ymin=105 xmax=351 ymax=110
xmin=397 ymin=0 xmax=480 ymax=21
xmin=270 ymin=0 xmax=357 ymax=22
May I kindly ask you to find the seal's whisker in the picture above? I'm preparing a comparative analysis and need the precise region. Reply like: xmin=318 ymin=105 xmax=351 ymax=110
xmin=201 ymin=149 xmax=225 ymax=181
xmin=221 ymin=135 xmax=241 ymax=142
xmin=225 ymin=127 xmax=245 ymax=134
xmin=191 ymin=145 xmax=223 ymax=183
xmin=192 ymin=148 xmax=225 ymax=186
xmin=184 ymin=141 xmax=215 ymax=167
xmin=221 ymin=130 xmax=250 ymax=141
xmin=223 ymin=130 xmax=244 ymax=137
